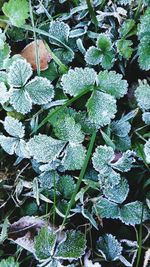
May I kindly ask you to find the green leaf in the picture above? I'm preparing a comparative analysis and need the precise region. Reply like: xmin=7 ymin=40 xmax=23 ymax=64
xmin=49 ymin=21 xmax=70 ymax=46
xmin=8 ymin=59 xmax=32 ymax=87
xmin=85 ymin=46 xmax=102 ymax=65
xmin=138 ymin=8 xmax=150 ymax=39
xmin=0 ymin=257 xmax=19 ymax=267
xmin=119 ymin=19 xmax=135 ymax=38
xmin=135 ymin=81 xmax=150 ymax=111
xmin=62 ymin=143 xmax=86 ymax=170
xmin=38 ymin=171 xmax=59 ymax=190
xmin=0 ymin=43 xmax=10 ymax=70
xmin=96 ymin=34 xmax=112 ymax=52
xmin=100 ymin=50 xmax=115 ymax=70
xmin=98 ymin=70 xmax=128 ymax=99
xmin=57 ymin=175 xmax=75 ymax=199
xmin=116 ymin=39 xmax=133 ymax=59
xmin=0 ymin=82 xmax=9 ymax=105
xmin=28 ymin=134 xmax=66 ymax=163
xmin=144 ymin=138 xmax=150 ymax=163
xmin=25 ymin=77 xmax=54 ymax=105
xmin=103 ymin=177 xmax=129 ymax=204
xmin=2 ymin=0 xmax=29 ymax=27
xmin=54 ymin=116 xmax=84 ymax=143
xmin=35 ymin=227 xmax=57 ymax=260
xmin=55 ymin=230 xmax=86 ymax=259
xmin=54 ymin=48 xmax=74 ymax=64
xmin=86 ymin=90 xmax=117 ymax=127
xmin=92 ymin=145 xmax=114 ymax=173
xmin=61 ymin=67 xmax=96 ymax=96
xmin=96 ymin=234 xmax=122 ymax=261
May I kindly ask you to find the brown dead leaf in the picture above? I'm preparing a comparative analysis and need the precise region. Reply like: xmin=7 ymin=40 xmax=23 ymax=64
xmin=20 ymin=40 xmax=51 ymax=71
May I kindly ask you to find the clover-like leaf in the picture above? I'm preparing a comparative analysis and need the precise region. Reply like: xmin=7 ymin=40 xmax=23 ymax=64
xmin=98 ymin=70 xmax=128 ymax=99
xmin=96 ymin=234 xmax=122 ymax=261
xmin=0 ymin=257 xmax=19 ymax=267
xmin=85 ymin=46 xmax=102 ymax=65
xmin=62 ymin=143 xmax=86 ymax=170
xmin=138 ymin=8 xmax=150 ymax=39
xmin=2 ymin=0 xmax=29 ymax=27
xmin=54 ymin=116 xmax=84 ymax=143
xmin=8 ymin=59 xmax=32 ymax=87
xmin=86 ymin=91 xmax=117 ymax=126
xmin=103 ymin=177 xmax=129 ymax=204
xmin=28 ymin=134 xmax=66 ymax=163
xmin=61 ymin=67 xmax=96 ymax=96
xmin=0 ymin=136 xmax=19 ymax=155
xmin=0 ymin=71 xmax=8 ymax=83
xmin=92 ymin=145 xmax=114 ymax=173
xmin=138 ymin=36 xmax=150 ymax=71
xmin=49 ymin=21 xmax=70 ymax=46
xmin=142 ymin=112 xmax=150 ymax=125
xmin=119 ymin=19 xmax=135 ymax=38
xmin=0 ymin=82 xmax=9 ymax=105
xmin=55 ymin=230 xmax=86 ymax=259
xmin=25 ymin=77 xmax=54 ymax=105
xmin=54 ymin=48 xmax=74 ymax=64
xmin=111 ymin=150 xmax=135 ymax=172
xmin=135 ymin=81 xmax=150 ymax=111
xmin=144 ymin=138 xmax=150 ymax=163
xmin=57 ymin=175 xmax=75 ymax=199
xmin=35 ymin=227 xmax=57 ymax=260
xmin=93 ymin=197 xmax=120 ymax=220
xmin=98 ymin=169 xmax=121 ymax=189
xmin=111 ymin=120 xmax=131 ymax=138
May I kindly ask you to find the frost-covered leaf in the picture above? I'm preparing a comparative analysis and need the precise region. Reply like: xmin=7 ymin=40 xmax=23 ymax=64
xmin=3 ymin=116 xmax=25 ymax=138
xmin=86 ymin=91 xmax=117 ymax=126
xmin=142 ymin=112 xmax=150 ymax=125
xmin=138 ymin=8 xmax=150 ymax=39
xmin=103 ymin=177 xmax=129 ymax=204
xmin=0 ymin=29 xmax=6 ymax=50
xmin=0 ymin=43 xmax=10 ymax=70
xmin=2 ymin=0 xmax=29 ymax=27
xmin=111 ymin=120 xmax=131 ymax=138
xmin=120 ymin=201 xmax=150 ymax=225
xmin=138 ymin=36 xmax=150 ymax=70
xmin=98 ymin=70 xmax=128 ymax=99
xmin=96 ymin=234 xmax=122 ymax=261
xmin=119 ymin=19 xmax=135 ymax=38
xmin=49 ymin=21 xmax=70 ymax=46
xmin=96 ymin=34 xmax=112 ymax=52
xmin=8 ymin=59 xmax=32 ymax=87
xmin=28 ymin=134 xmax=66 ymax=163
xmin=0 ymin=257 xmax=19 ymax=267
xmin=74 ymin=111 xmax=96 ymax=135
xmin=144 ymin=139 xmax=150 ymax=163
xmin=55 ymin=230 xmax=86 ymax=259
xmin=62 ymin=143 xmax=86 ymax=170
xmin=98 ymin=169 xmax=121 ymax=189
xmin=54 ymin=48 xmax=74 ymax=64
xmin=39 ymin=171 xmax=59 ymax=189
xmin=61 ymin=67 xmax=96 ymax=96
xmin=116 ymin=39 xmax=133 ymax=59
xmin=35 ymin=227 xmax=57 ymax=260
xmin=0 ymin=71 xmax=8 ymax=83
xmin=54 ymin=116 xmax=84 ymax=143
xmin=135 ymin=81 xmax=150 ymax=111
xmin=0 ymin=136 xmax=19 ymax=155
xmin=85 ymin=46 xmax=102 ymax=65
xmin=92 ymin=145 xmax=114 ymax=173
xmin=15 ymin=139 xmax=30 ymax=158
xmin=10 ymin=89 xmax=32 ymax=114
xmin=0 ymin=82 xmax=9 ymax=105
xmin=57 ymin=175 xmax=75 ymax=199
xmin=111 ymin=150 xmax=135 ymax=172
xmin=25 ymin=77 xmax=54 ymax=105
xmin=93 ymin=197 xmax=120 ymax=219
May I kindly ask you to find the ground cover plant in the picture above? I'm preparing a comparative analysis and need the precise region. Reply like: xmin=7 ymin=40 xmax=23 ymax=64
xmin=0 ymin=0 xmax=150 ymax=266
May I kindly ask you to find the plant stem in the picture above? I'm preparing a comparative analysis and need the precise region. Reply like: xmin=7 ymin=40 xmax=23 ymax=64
xmin=134 ymin=0 xmax=143 ymax=20
xmin=31 ymin=88 xmax=92 ymax=134
xmin=86 ymin=0 xmax=98 ymax=30
xmin=61 ymin=129 xmax=97 ymax=229
xmin=53 ymin=172 xmax=56 ymax=227
xmin=29 ymin=0 xmax=41 ymax=76
xmin=136 ymin=204 xmax=144 ymax=267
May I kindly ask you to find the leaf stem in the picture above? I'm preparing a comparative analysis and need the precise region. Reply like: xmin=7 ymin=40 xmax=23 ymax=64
xmin=61 ymin=129 xmax=97 ymax=229
xmin=31 ymin=88 xmax=92 ymax=134
xmin=136 ymin=204 xmax=144 ymax=267
xmin=86 ymin=0 xmax=98 ymax=30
